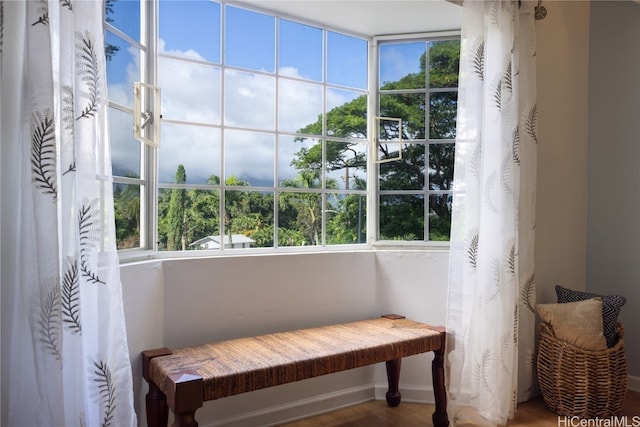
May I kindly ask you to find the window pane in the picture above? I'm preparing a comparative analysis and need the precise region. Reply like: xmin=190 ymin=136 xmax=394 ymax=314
xmin=429 ymin=40 xmax=460 ymax=88
xmin=225 ymin=6 xmax=275 ymax=72
xmin=429 ymin=194 xmax=451 ymax=241
xmin=159 ymin=0 xmax=220 ymax=63
xmin=106 ymin=0 xmax=140 ymax=42
xmin=109 ymin=107 xmax=141 ymax=178
xmin=278 ymin=79 xmax=322 ymax=134
xmin=224 ymin=70 xmax=275 ymax=130
xmin=379 ymin=194 xmax=424 ymax=241
xmin=327 ymin=89 xmax=367 ymax=138
xmin=327 ymin=31 xmax=367 ymax=89
xmin=326 ymin=142 xmax=367 ymax=190
xmin=379 ymin=143 xmax=425 ymax=191
xmin=429 ymin=143 xmax=455 ymax=191
xmin=278 ymin=191 xmax=322 ymax=246
xmin=225 ymin=190 xmax=274 ymax=248
xmin=379 ymin=42 xmax=426 ymax=89
xmin=326 ymin=193 xmax=366 ymax=244
xmin=279 ymin=19 xmax=322 ymax=82
xmin=159 ymin=123 xmax=221 ymax=185
xmin=105 ymin=31 xmax=140 ymax=109
xmin=278 ymin=136 xmax=321 ymax=188
xmin=114 ymin=183 xmax=140 ymax=249
xmin=429 ymin=92 xmax=457 ymax=139
xmin=379 ymin=93 xmax=425 ymax=140
xmin=159 ymin=57 xmax=221 ymax=124
xmin=157 ymin=187 xmax=220 ymax=251
xmin=224 ymin=130 xmax=274 ymax=187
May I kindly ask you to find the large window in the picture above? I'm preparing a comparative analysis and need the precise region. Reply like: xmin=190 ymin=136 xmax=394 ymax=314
xmin=106 ymin=1 xmax=459 ymax=253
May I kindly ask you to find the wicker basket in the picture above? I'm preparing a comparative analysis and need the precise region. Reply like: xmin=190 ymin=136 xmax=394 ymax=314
xmin=537 ymin=322 xmax=627 ymax=417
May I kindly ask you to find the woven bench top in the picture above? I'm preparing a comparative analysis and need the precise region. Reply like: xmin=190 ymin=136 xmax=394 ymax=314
xmin=148 ymin=316 xmax=444 ymax=401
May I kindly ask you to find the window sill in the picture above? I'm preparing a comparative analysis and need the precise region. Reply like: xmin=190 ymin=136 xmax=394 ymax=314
xmin=117 ymin=241 xmax=450 ymax=265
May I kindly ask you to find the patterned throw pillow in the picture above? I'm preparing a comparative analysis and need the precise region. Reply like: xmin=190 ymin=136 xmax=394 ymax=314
xmin=555 ymin=285 xmax=626 ymax=348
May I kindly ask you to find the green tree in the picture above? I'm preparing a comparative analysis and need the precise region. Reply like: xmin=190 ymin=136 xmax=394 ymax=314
xmin=293 ymin=39 xmax=460 ymax=242
xmin=113 ymin=182 xmax=140 ymax=248
xmin=166 ymin=165 xmax=188 ymax=250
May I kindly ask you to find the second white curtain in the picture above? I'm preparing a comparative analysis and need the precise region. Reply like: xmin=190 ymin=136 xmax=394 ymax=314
xmin=446 ymin=1 xmax=538 ymax=425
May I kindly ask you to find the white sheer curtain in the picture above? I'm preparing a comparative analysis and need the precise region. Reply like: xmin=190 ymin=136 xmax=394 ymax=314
xmin=446 ymin=0 xmax=538 ymax=425
xmin=1 ymin=1 xmax=136 ymax=425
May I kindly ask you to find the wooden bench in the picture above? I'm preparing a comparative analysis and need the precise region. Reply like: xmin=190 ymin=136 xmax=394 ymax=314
xmin=142 ymin=314 xmax=448 ymax=427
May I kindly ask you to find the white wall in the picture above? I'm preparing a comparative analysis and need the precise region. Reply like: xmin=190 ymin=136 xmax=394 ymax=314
xmin=534 ymin=0 xmax=591 ymax=303
xmin=586 ymin=0 xmax=640 ymax=382
xmin=121 ymin=250 xmax=450 ymax=426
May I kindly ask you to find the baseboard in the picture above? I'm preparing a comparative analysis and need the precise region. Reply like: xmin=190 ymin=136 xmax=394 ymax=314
xmin=374 ymin=383 xmax=433 ymax=403
xmin=629 ymin=374 xmax=640 ymax=392
xmin=202 ymin=385 xmax=375 ymax=427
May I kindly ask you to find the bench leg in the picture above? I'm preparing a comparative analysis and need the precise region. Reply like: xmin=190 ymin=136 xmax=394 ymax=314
xmin=146 ymin=381 xmax=169 ymax=427
xmin=167 ymin=372 xmax=204 ymax=427
xmin=142 ymin=348 xmax=173 ymax=427
xmin=431 ymin=347 xmax=449 ymax=427
xmin=385 ymin=358 xmax=402 ymax=407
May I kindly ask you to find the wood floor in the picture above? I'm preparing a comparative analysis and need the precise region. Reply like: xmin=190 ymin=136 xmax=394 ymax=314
xmin=280 ymin=390 xmax=640 ymax=426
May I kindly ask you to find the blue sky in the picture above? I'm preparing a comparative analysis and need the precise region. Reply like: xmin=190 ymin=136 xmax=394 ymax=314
xmin=106 ymin=1 xmax=420 ymax=185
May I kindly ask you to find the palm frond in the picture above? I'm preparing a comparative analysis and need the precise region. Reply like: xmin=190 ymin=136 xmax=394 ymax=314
xmin=512 ymin=127 xmax=521 ymax=165
xmin=31 ymin=110 xmax=57 ymax=201
xmin=466 ymin=230 xmax=479 ymax=270
xmin=501 ymin=153 xmax=513 ymax=197
xmin=472 ymin=38 xmax=485 ymax=82
xmin=525 ymin=104 xmax=538 ymax=144
xmin=507 ymin=242 xmax=516 ymax=277
xmin=78 ymin=199 xmax=104 ymax=284
xmin=76 ymin=31 xmax=100 ymax=120
xmin=60 ymin=0 xmax=72 ymax=11
xmin=504 ymin=58 xmax=513 ymax=93
xmin=31 ymin=0 xmax=48 ymax=26
xmin=37 ymin=284 xmax=61 ymax=360
xmin=520 ymin=273 xmax=536 ymax=313
xmin=493 ymin=78 xmax=502 ymax=111
xmin=62 ymin=258 xmax=81 ymax=334
xmin=62 ymin=85 xmax=75 ymax=133
xmin=92 ymin=359 xmax=116 ymax=427
xmin=470 ymin=142 xmax=482 ymax=183
xmin=474 ymin=349 xmax=493 ymax=395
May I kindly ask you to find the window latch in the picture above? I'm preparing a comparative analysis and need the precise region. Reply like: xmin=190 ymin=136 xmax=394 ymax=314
xmin=133 ymin=82 xmax=161 ymax=147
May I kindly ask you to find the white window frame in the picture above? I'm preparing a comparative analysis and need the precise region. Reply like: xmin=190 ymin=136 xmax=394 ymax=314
xmin=107 ymin=1 xmax=460 ymax=261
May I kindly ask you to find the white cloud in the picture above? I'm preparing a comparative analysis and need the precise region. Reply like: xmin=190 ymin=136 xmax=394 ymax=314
xmin=109 ymin=39 xmax=358 ymax=186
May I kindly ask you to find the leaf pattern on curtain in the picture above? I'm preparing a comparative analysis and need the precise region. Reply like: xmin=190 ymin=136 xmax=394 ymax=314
xmin=79 ymin=198 xmax=105 ymax=284
xmin=31 ymin=110 xmax=57 ymax=200
xmin=466 ymin=229 xmax=479 ymax=269
xmin=525 ymin=104 xmax=538 ymax=144
xmin=520 ymin=273 xmax=536 ymax=313
xmin=62 ymin=258 xmax=82 ymax=334
xmin=472 ymin=38 xmax=485 ymax=81
xmin=32 ymin=0 xmax=48 ymax=26
xmin=446 ymin=1 xmax=538 ymax=424
xmin=38 ymin=283 xmax=62 ymax=361
xmin=91 ymin=359 xmax=117 ymax=427
xmin=76 ymin=31 xmax=100 ymax=121
xmin=4 ymin=1 xmax=137 ymax=425
xmin=512 ymin=127 xmax=521 ymax=165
